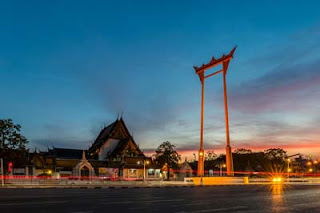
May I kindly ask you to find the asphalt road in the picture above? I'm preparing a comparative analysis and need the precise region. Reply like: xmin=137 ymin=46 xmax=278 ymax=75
xmin=1 ymin=185 xmax=320 ymax=213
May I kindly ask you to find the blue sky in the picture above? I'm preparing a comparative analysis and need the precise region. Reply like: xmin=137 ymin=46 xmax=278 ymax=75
xmin=1 ymin=0 xmax=320 ymax=158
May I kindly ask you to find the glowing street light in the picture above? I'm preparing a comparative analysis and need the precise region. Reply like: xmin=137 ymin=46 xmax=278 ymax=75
xmin=217 ymin=163 xmax=226 ymax=177
xmin=286 ymin=158 xmax=291 ymax=182
xmin=137 ymin=159 xmax=150 ymax=180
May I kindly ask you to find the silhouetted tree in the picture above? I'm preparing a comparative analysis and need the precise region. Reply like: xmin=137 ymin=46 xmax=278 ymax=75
xmin=206 ymin=150 xmax=217 ymax=161
xmin=234 ymin=148 xmax=252 ymax=155
xmin=0 ymin=119 xmax=28 ymax=150
xmin=155 ymin=141 xmax=180 ymax=180
xmin=233 ymin=148 xmax=288 ymax=174
xmin=0 ymin=119 xmax=29 ymax=168
xmin=264 ymin=148 xmax=286 ymax=161
xmin=262 ymin=148 xmax=287 ymax=172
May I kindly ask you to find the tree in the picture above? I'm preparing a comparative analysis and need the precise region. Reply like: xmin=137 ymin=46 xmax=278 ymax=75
xmin=234 ymin=148 xmax=252 ymax=155
xmin=206 ymin=150 xmax=217 ymax=161
xmin=155 ymin=141 xmax=180 ymax=180
xmin=0 ymin=119 xmax=28 ymax=150
xmin=0 ymin=119 xmax=29 ymax=167
xmin=264 ymin=148 xmax=287 ymax=161
xmin=263 ymin=148 xmax=287 ymax=172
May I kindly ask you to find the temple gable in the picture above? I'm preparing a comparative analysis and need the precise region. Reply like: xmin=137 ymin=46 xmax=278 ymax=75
xmin=89 ymin=118 xmax=144 ymax=159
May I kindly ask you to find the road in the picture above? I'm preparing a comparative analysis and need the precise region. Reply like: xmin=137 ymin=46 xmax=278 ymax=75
xmin=0 ymin=184 xmax=320 ymax=213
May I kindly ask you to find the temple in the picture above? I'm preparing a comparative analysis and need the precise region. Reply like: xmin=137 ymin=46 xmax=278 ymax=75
xmin=29 ymin=118 xmax=161 ymax=179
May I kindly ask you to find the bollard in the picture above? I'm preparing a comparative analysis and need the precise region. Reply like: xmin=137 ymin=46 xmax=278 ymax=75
xmin=244 ymin=177 xmax=249 ymax=184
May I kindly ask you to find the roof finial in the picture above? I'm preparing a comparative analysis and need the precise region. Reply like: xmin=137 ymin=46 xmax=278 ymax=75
xmin=82 ymin=151 xmax=86 ymax=160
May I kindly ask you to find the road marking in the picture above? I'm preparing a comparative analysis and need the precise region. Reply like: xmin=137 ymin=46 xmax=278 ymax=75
xmin=0 ymin=201 xmax=67 ymax=206
xmin=128 ymin=207 xmax=147 ymax=210
xmin=70 ymin=211 xmax=93 ymax=213
xmin=175 ymin=206 xmax=248 ymax=213
xmin=101 ymin=199 xmax=184 ymax=204
xmin=184 ymin=201 xmax=211 ymax=206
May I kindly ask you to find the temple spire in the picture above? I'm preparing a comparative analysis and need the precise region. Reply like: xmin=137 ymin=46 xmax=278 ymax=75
xmin=82 ymin=151 xmax=86 ymax=160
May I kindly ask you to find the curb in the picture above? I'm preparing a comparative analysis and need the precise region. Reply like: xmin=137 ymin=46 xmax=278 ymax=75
xmin=1 ymin=182 xmax=306 ymax=189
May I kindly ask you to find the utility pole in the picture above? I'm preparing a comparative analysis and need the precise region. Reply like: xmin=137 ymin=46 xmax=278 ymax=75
xmin=1 ymin=158 xmax=4 ymax=187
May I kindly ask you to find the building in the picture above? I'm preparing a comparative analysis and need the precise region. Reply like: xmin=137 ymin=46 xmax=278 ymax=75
xmin=28 ymin=118 xmax=161 ymax=179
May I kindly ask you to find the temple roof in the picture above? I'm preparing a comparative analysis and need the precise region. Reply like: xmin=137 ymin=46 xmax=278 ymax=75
xmin=88 ymin=118 xmax=124 ymax=152
xmin=48 ymin=148 xmax=85 ymax=159
xmin=94 ymin=120 xmax=118 ymax=143
xmin=88 ymin=118 xmax=144 ymax=158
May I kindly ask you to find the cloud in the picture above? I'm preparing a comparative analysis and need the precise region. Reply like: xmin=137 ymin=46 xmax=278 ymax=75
xmin=229 ymin=24 xmax=320 ymax=114
xmin=229 ymin=59 xmax=320 ymax=113
xmin=28 ymin=122 xmax=95 ymax=151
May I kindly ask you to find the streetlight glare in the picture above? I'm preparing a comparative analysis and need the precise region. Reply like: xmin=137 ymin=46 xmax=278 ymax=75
xmin=272 ymin=177 xmax=283 ymax=183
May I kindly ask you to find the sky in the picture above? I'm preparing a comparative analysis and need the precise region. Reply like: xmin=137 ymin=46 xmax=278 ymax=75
xmin=1 ymin=0 xmax=320 ymax=160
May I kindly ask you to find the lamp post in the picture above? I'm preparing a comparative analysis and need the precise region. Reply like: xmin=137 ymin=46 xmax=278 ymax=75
xmin=313 ymin=160 xmax=318 ymax=173
xmin=1 ymin=158 xmax=4 ymax=187
xmin=287 ymin=158 xmax=291 ymax=182
xmin=216 ymin=163 xmax=226 ymax=177
xmin=199 ymin=151 xmax=204 ymax=185
xmin=307 ymin=161 xmax=312 ymax=175
xmin=137 ymin=159 xmax=149 ymax=180
xmin=221 ymin=163 xmax=226 ymax=177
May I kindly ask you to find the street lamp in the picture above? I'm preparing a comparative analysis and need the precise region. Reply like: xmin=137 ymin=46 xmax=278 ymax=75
xmin=0 ymin=158 xmax=4 ymax=187
xmin=217 ymin=163 xmax=226 ymax=177
xmin=199 ymin=150 xmax=204 ymax=185
xmin=307 ymin=161 xmax=313 ymax=175
xmin=137 ymin=159 xmax=149 ymax=180
xmin=287 ymin=158 xmax=291 ymax=182
xmin=314 ymin=160 xmax=318 ymax=173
